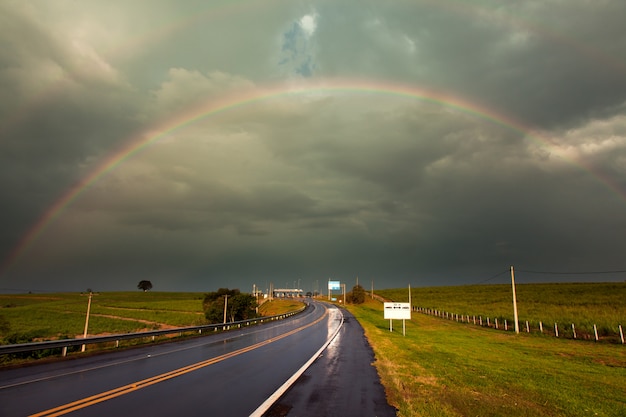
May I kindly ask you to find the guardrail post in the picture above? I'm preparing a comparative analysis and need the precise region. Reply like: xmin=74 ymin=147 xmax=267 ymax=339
xmin=62 ymin=346 xmax=67 ymax=357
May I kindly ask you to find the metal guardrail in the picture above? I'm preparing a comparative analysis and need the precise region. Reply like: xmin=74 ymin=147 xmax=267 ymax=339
xmin=0 ymin=306 xmax=306 ymax=356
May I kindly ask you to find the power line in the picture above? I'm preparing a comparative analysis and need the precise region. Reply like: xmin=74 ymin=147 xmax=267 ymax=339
xmin=473 ymin=269 xmax=509 ymax=285
xmin=468 ymin=267 xmax=626 ymax=286
xmin=517 ymin=269 xmax=626 ymax=275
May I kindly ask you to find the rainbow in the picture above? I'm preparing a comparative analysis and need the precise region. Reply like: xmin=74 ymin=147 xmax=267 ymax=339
xmin=1 ymin=78 xmax=623 ymax=274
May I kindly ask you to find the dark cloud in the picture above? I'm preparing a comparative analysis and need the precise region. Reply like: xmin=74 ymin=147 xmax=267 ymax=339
xmin=1 ymin=1 xmax=625 ymax=293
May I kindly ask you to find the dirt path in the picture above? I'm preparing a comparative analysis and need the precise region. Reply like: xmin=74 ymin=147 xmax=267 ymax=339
xmin=89 ymin=313 xmax=177 ymax=330
xmin=99 ymin=306 xmax=204 ymax=315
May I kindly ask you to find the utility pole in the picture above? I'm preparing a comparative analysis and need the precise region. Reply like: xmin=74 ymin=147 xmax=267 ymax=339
xmin=409 ymin=283 xmax=411 ymax=307
xmin=223 ymin=294 xmax=228 ymax=324
xmin=81 ymin=291 xmax=96 ymax=352
xmin=254 ymin=284 xmax=259 ymax=314
xmin=511 ymin=265 xmax=520 ymax=334
xmin=328 ymin=278 xmax=331 ymax=301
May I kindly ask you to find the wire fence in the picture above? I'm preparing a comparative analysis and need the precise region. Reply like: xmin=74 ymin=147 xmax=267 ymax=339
xmin=414 ymin=306 xmax=625 ymax=344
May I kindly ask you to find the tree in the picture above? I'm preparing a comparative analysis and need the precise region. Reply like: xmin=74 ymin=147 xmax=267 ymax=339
xmin=202 ymin=288 xmax=258 ymax=324
xmin=349 ymin=284 xmax=366 ymax=304
xmin=137 ymin=280 xmax=153 ymax=292
xmin=227 ymin=293 xmax=257 ymax=322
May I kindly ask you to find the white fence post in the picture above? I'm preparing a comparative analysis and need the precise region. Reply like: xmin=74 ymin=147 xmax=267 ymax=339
xmin=619 ymin=325 xmax=624 ymax=344
xmin=571 ymin=323 xmax=577 ymax=339
xmin=593 ymin=324 xmax=598 ymax=342
xmin=554 ymin=323 xmax=559 ymax=338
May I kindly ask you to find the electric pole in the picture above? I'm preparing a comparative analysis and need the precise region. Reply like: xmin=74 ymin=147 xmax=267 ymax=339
xmin=511 ymin=265 xmax=520 ymax=334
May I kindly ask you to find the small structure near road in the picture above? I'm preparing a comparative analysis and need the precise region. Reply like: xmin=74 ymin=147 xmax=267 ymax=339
xmin=272 ymin=288 xmax=303 ymax=298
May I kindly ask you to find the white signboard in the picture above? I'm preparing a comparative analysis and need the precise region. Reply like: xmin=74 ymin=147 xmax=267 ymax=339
xmin=384 ymin=302 xmax=411 ymax=320
xmin=328 ymin=280 xmax=341 ymax=291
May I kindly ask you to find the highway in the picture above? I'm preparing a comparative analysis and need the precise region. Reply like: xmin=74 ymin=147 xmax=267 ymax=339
xmin=0 ymin=300 xmax=343 ymax=417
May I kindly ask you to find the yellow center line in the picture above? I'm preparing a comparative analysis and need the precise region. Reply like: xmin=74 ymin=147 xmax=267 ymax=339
xmin=30 ymin=308 xmax=329 ymax=417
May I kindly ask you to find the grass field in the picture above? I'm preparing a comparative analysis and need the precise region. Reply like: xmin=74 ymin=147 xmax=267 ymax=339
xmin=0 ymin=292 xmax=305 ymax=345
xmin=377 ymin=282 xmax=626 ymax=340
xmin=0 ymin=292 xmax=207 ymax=344
xmin=346 ymin=297 xmax=626 ymax=417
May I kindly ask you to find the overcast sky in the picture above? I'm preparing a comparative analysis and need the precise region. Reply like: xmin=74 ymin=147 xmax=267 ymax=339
xmin=1 ymin=0 xmax=625 ymax=293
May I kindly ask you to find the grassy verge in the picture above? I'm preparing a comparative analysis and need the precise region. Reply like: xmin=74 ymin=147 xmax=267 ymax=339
xmin=258 ymin=298 xmax=305 ymax=316
xmin=346 ymin=298 xmax=626 ymax=417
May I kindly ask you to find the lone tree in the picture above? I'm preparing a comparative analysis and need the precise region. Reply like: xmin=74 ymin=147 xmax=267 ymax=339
xmin=349 ymin=284 xmax=366 ymax=304
xmin=137 ymin=280 xmax=153 ymax=292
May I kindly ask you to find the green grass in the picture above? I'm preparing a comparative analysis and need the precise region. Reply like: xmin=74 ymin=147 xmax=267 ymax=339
xmin=377 ymin=283 xmax=626 ymax=340
xmin=0 ymin=292 xmax=207 ymax=343
xmin=0 ymin=292 xmax=305 ymax=345
xmin=258 ymin=299 xmax=305 ymax=316
xmin=346 ymin=297 xmax=626 ymax=417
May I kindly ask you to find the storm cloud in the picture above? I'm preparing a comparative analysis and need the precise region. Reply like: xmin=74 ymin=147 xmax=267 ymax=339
xmin=1 ymin=0 xmax=625 ymax=293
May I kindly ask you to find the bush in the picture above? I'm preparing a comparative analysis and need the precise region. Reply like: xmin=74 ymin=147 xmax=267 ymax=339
xmin=349 ymin=285 xmax=366 ymax=304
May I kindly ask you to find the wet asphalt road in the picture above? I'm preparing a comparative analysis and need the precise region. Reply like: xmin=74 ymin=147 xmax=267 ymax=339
xmin=264 ymin=307 xmax=398 ymax=417
xmin=0 ymin=302 xmax=396 ymax=417
xmin=1 ymin=302 xmax=336 ymax=417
